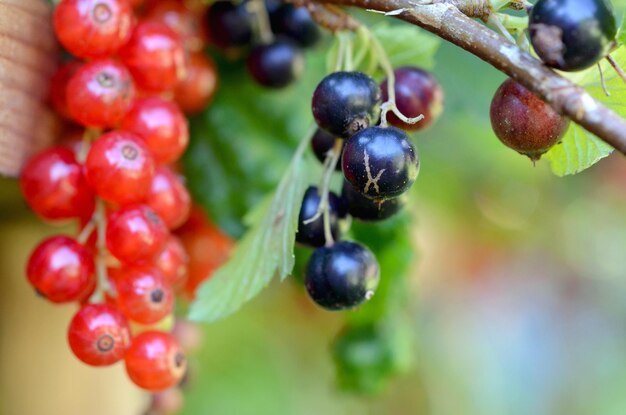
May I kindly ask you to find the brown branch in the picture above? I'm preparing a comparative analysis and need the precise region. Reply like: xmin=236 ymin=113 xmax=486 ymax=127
xmin=316 ymin=0 xmax=626 ymax=156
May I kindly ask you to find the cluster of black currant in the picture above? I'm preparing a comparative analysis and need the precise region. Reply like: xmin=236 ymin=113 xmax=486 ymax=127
xmin=296 ymin=67 xmax=443 ymax=310
xmin=205 ymin=0 xmax=320 ymax=88
xmin=490 ymin=0 xmax=617 ymax=160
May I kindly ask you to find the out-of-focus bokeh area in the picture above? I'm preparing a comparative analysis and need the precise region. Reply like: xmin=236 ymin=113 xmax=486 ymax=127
xmin=5 ymin=27 xmax=626 ymax=415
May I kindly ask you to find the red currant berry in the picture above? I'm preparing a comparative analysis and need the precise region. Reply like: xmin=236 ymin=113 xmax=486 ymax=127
xmin=106 ymin=205 xmax=168 ymax=263
xmin=174 ymin=52 xmax=218 ymax=115
xmin=120 ymin=98 xmax=189 ymax=165
xmin=53 ymin=0 xmax=134 ymax=59
xmin=85 ymin=131 xmax=155 ymax=205
xmin=153 ymin=236 xmax=188 ymax=288
xmin=380 ymin=67 xmax=443 ymax=131
xmin=66 ymin=59 xmax=136 ymax=128
xmin=49 ymin=61 xmax=81 ymax=120
xmin=20 ymin=147 xmax=94 ymax=221
xmin=146 ymin=167 xmax=191 ymax=230
xmin=125 ymin=331 xmax=187 ymax=391
xmin=490 ymin=78 xmax=570 ymax=160
xmin=145 ymin=0 xmax=205 ymax=51
xmin=119 ymin=21 xmax=186 ymax=93
xmin=68 ymin=303 xmax=131 ymax=366
xmin=26 ymin=236 xmax=95 ymax=303
xmin=116 ymin=265 xmax=174 ymax=324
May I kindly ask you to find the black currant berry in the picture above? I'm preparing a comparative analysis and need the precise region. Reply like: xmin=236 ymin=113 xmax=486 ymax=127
xmin=270 ymin=5 xmax=320 ymax=48
xmin=247 ymin=39 xmax=304 ymax=88
xmin=305 ymin=241 xmax=380 ymax=310
xmin=296 ymin=186 xmax=343 ymax=247
xmin=341 ymin=181 xmax=406 ymax=222
xmin=490 ymin=78 xmax=570 ymax=160
xmin=311 ymin=128 xmax=342 ymax=171
xmin=529 ymin=0 xmax=616 ymax=71
xmin=205 ymin=1 xmax=253 ymax=49
xmin=312 ymin=71 xmax=381 ymax=138
xmin=342 ymin=126 xmax=419 ymax=200
xmin=380 ymin=66 xmax=443 ymax=131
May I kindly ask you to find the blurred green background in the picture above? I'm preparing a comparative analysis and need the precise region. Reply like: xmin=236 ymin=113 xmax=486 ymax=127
xmin=4 ymin=5 xmax=626 ymax=414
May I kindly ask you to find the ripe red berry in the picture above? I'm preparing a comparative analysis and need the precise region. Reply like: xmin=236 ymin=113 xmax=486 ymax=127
xmin=26 ymin=236 xmax=95 ymax=303
xmin=116 ymin=265 xmax=174 ymax=324
xmin=49 ymin=61 xmax=81 ymax=120
xmin=174 ymin=52 xmax=218 ymax=114
xmin=119 ymin=21 xmax=186 ymax=93
xmin=66 ymin=59 xmax=136 ymax=128
xmin=68 ymin=304 xmax=131 ymax=366
xmin=146 ymin=167 xmax=191 ymax=230
xmin=84 ymin=131 xmax=155 ymax=205
xmin=144 ymin=0 xmax=205 ymax=51
xmin=120 ymin=98 xmax=189 ymax=165
xmin=20 ymin=147 xmax=94 ymax=221
xmin=53 ymin=0 xmax=134 ymax=59
xmin=153 ymin=236 xmax=188 ymax=288
xmin=490 ymin=78 xmax=570 ymax=160
xmin=125 ymin=331 xmax=187 ymax=391
xmin=106 ymin=205 xmax=168 ymax=263
xmin=380 ymin=66 xmax=444 ymax=131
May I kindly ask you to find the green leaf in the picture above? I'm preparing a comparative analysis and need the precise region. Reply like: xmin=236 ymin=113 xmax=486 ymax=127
xmin=544 ymin=47 xmax=626 ymax=176
xmin=326 ymin=22 xmax=440 ymax=77
xmin=187 ymin=136 xmax=312 ymax=323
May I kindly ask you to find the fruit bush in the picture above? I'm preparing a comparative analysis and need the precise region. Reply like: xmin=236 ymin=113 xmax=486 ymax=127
xmin=4 ymin=0 xmax=626 ymax=413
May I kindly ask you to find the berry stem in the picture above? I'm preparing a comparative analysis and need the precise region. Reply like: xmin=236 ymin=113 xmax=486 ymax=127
xmin=77 ymin=217 xmax=97 ymax=245
xmin=89 ymin=198 xmax=112 ymax=303
xmin=487 ymin=14 xmax=516 ymax=43
xmin=248 ymin=0 xmax=274 ymax=44
xmin=78 ymin=128 xmax=101 ymax=164
xmin=606 ymin=54 xmax=626 ymax=85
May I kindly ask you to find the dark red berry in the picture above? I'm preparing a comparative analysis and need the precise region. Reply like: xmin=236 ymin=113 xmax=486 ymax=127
xmin=204 ymin=1 xmax=253 ymax=49
xmin=106 ymin=205 xmax=169 ymax=263
xmin=125 ymin=331 xmax=187 ymax=391
xmin=341 ymin=180 xmax=406 ymax=222
xmin=20 ymin=147 xmax=94 ymax=221
xmin=53 ymin=0 xmax=134 ymax=59
xmin=144 ymin=0 xmax=205 ymax=51
xmin=247 ymin=39 xmax=304 ymax=89
xmin=116 ymin=265 xmax=174 ymax=324
xmin=296 ymin=186 xmax=342 ymax=248
xmin=49 ymin=61 xmax=81 ymax=120
xmin=490 ymin=78 xmax=570 ymax=160
xmin=68 ymin=304 xmax=131 ymax=366
xmin=305 ymin=241 xmax=379 ymax=310
xmin=119 ymin=21 xmax=186 ymax=93
xmin=120 ymin=97 xmax=189 ymax=165
xmin=153 ymin=236 xmax=188 ymax=288
xmin=174 ymin=52 xmax=218 ymax=114
xmin=66 ymin=59 xmax=135 ymax=128
xmin=312 ymin=71 xmax=381 ymax=138
xmin=342 ymin=126 xmax=419 ymax=199
xmin=529 ymin=0 xmax=617 ymax=71
xmin=84 ymin=131 xmax=155 ymax=205
xmin=146 ymin=167 xmax=191 ymax=230
xmin=27 ymin=236 xmax=95 ymax=303
xmin=380 ymin=66 xmax=443 ymax=131
xmin=311 ymin=128 xmax=342 ymax=170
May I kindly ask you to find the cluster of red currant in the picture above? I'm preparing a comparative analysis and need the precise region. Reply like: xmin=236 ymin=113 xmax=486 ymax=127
xmin=19 ymin=0 xmax=219 ymax=393
xmin=205 ymin=0 xmax=320 ymax=88
xmin=297 ymin=67 xmax=443 ymax=310
xmin=490 ymin=0 xmax=616 ymax=160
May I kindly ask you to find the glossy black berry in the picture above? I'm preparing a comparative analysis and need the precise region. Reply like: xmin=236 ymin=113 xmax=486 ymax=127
xmin=296 ymin=186 xmax=343 ymax=247
xmin=270 ymin=5 xmax=320 ymax=48
xmin=490 ymin=78 xmax=570 ymax=160
xmin=311 ymin=129 xmax=342 ymax=171
xmin=312 ymin=71 xmax=381 ymax=138
xmin=380 ymin=66 xmax=443 ymax=131
xmin=529 ymin=0 xmax=617 ymax=71
xmin=205 ymin=1 xmax=253 ymax=49
xmin=247 ymin=39 xmax=304 ymax=88
xmin=341 ymin=181 xmax=406 ymax=222
xmin=342 ymin=126 xmax=419 ymax=200
xmin=305 ymin=241 xmax=379 ymax=310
